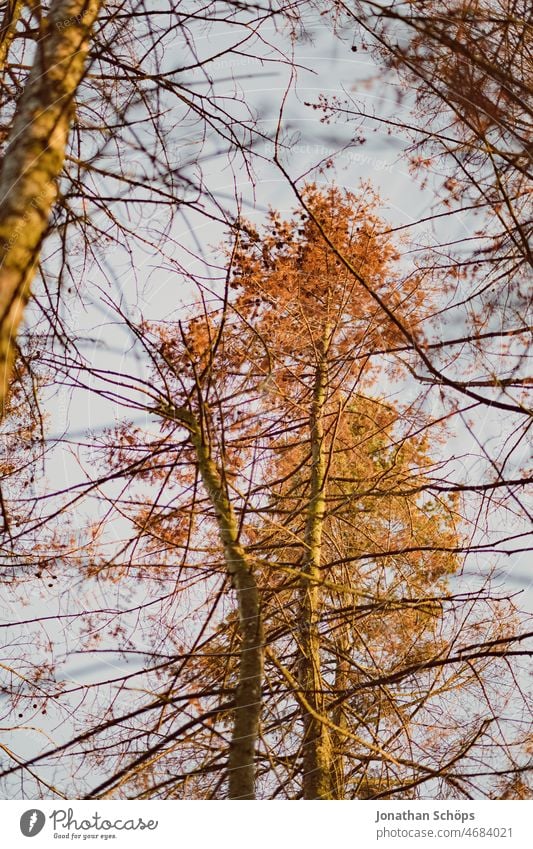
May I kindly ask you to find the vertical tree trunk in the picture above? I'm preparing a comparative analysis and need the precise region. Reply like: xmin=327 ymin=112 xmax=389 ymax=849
xmin=298 ymin=326 xmax=332 ymax=799
xmin=0 ymin=0 xmax=101 ymax=415
xmin=0 ymin=0 xmax=24 ymax=71
xmin=167 ymin=405 xmax=263 ymax=799
xmin=331 ymin=632 xmax=349 ymax=799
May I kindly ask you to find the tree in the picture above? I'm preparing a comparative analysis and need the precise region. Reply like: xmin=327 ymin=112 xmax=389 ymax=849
xmin=3 ymin=187 xmax=527 ymax=800
xmin=225 ymin=184 xmax=439 ymax=800
xmin=0 ymin=0 xmax=102 ymax=414
xmin=178 ymin=186 xmax=528 ymax=799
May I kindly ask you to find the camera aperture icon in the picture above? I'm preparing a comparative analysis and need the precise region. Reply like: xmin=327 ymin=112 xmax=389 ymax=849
xmin=20 ymin=809 xmax=46 ymax=837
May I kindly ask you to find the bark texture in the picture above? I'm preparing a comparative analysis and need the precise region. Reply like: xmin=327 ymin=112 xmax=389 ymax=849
xmin=0 ymin=0 xmax=101 ymax=415
xmin=0 ymin=0 xmax=24 ymax=71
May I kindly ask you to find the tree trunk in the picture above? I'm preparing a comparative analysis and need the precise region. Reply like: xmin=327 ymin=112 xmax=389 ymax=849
xmin=165 ymin=403 xmax=263 ymax=799
xmin=0 ymin=0 xmax=101 ymax=415
xmin=331 ymin=632 xmax=349 ymax=799
xmin=299 ymin=326 xmax=332 ymax=799
xmin=0 ymin=0 xmax=24 ymax=71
